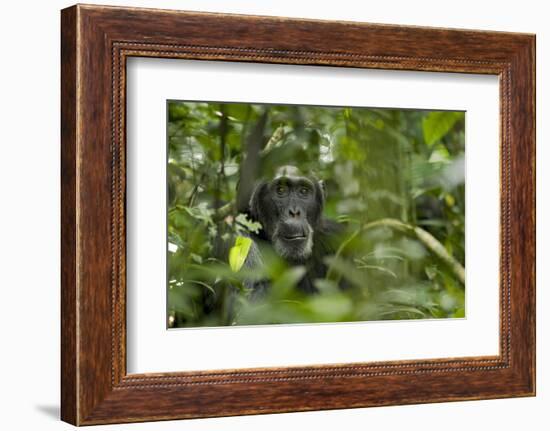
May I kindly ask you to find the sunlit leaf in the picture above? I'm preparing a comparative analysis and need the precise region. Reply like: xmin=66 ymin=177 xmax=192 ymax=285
xmin=235 ymin=213 xmax=262 ymax=234
xmin=228 ymin=236 xmax=253 ymax=272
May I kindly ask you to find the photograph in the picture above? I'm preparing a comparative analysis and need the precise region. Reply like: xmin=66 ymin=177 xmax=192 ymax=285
xmin=167 ymin=101 xmax=466 ymax=328
xmin=55 ymin=3 xmax=536 ymax=426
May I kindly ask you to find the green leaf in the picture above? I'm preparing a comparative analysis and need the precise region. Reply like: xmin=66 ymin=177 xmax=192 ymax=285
xmin=235 ymin=213 xmax=262 ymax=234
xmin=307 ymin=294 xmax=352 ymax=320
xmin=272 ymin=266 xmax=307 ymax=298
xmin=190 ymin=253 xmax=203 ymax=264
xmin=313 ymin=279 xmax=339 ymax=294
xmin=422 ymin=111 xmax=463 ymax=147
xmin=429 ymin=143 xmax=451 ymax=164
xmin=380 ymin=306 xmax=426 ymax=318
xmin=324 ymin=256 xmax=367 ymax=290
xmin=425 ymin=264 xmax=438 ymax=280
xmin=229 ymin=236 xmax=253 ymax=272
xmin=452 ymin=307 xmax=466 ymax=318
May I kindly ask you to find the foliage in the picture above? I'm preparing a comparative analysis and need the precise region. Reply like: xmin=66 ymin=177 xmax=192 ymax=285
xmin=167 ymin=101 xmax=466 ymax=328
xmin=229 ymin=236 xmax=252 ymax=273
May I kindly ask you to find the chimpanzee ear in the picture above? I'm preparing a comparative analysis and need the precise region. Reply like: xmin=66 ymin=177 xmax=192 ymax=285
xmin=249 ymin=181 xmax=267 ymax=222
xmin=317 ymin=180 xmax=327 ymax=204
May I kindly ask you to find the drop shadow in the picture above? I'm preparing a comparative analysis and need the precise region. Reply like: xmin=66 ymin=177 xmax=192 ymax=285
xmin=35 ymin=404 xmax=60 ymax=420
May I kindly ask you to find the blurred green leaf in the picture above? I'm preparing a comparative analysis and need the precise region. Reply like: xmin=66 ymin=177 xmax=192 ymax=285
xmin=422 ymin=111 xmax=463 ymax=147
xmin=429 ymin=144 xmax=451 ymax=164
xmin=272 ymin=266 xmax=307 ymax=298
xmin=307 ymin=294 xmax=353 ymax=321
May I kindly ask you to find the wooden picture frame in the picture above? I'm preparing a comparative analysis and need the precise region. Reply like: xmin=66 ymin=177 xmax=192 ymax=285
xmin=61 ymin=4 xmax=535 ymax=425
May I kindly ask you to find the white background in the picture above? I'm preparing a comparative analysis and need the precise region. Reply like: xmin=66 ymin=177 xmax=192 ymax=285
xmin=127 ymin=59 xmax=500 ymax=373
xmin=0 ymin=0 xmax=547 ymax=430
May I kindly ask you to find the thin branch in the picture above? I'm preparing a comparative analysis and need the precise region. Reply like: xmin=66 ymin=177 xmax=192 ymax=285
xmin=213 ymin=202 xmax=235 ymax=221
xmin=261 ymin=124 xmax=285 ymax=154
xmin=328 ymin=218 xmax=465 ymax=285
xmin=361 ymin=218 xmax=465 ymax=284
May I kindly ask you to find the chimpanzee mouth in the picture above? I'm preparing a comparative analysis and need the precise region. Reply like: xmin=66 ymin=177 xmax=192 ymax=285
xmin=282 ymin=234 xmax=307 ymax=241
xmin=274 ymin=225 xmax=314 ymax=260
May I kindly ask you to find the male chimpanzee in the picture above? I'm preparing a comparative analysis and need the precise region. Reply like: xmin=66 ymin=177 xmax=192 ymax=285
xmin=243 ymin=165 xmax=345 ymax=296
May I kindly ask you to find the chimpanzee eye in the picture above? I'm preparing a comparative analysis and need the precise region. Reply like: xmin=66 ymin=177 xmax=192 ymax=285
xmin=276 ymin=184 xmax=288 ymax=196
xmin=299 ymin=186 xmax=310 ymax=196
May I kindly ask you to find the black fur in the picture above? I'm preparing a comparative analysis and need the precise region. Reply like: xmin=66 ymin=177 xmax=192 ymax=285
xmin=245 ymin=165 xmax=344 ymax=296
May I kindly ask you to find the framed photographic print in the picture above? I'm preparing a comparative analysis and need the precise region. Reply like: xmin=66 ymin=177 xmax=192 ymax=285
xmin=61 ymin=4 xmax=536 ymax=425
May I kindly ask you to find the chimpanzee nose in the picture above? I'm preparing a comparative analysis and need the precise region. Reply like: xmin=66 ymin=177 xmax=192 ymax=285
xmin=288 ymin=207 xmax=301 ymax=218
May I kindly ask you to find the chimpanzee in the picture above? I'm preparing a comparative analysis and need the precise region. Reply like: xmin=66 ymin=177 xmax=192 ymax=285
xmin=243 ymin=165 xmax=345 ymax=296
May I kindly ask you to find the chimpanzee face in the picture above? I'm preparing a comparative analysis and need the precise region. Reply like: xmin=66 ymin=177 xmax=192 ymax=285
xmin=249 ymin=166 xmax=325 ymax=262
